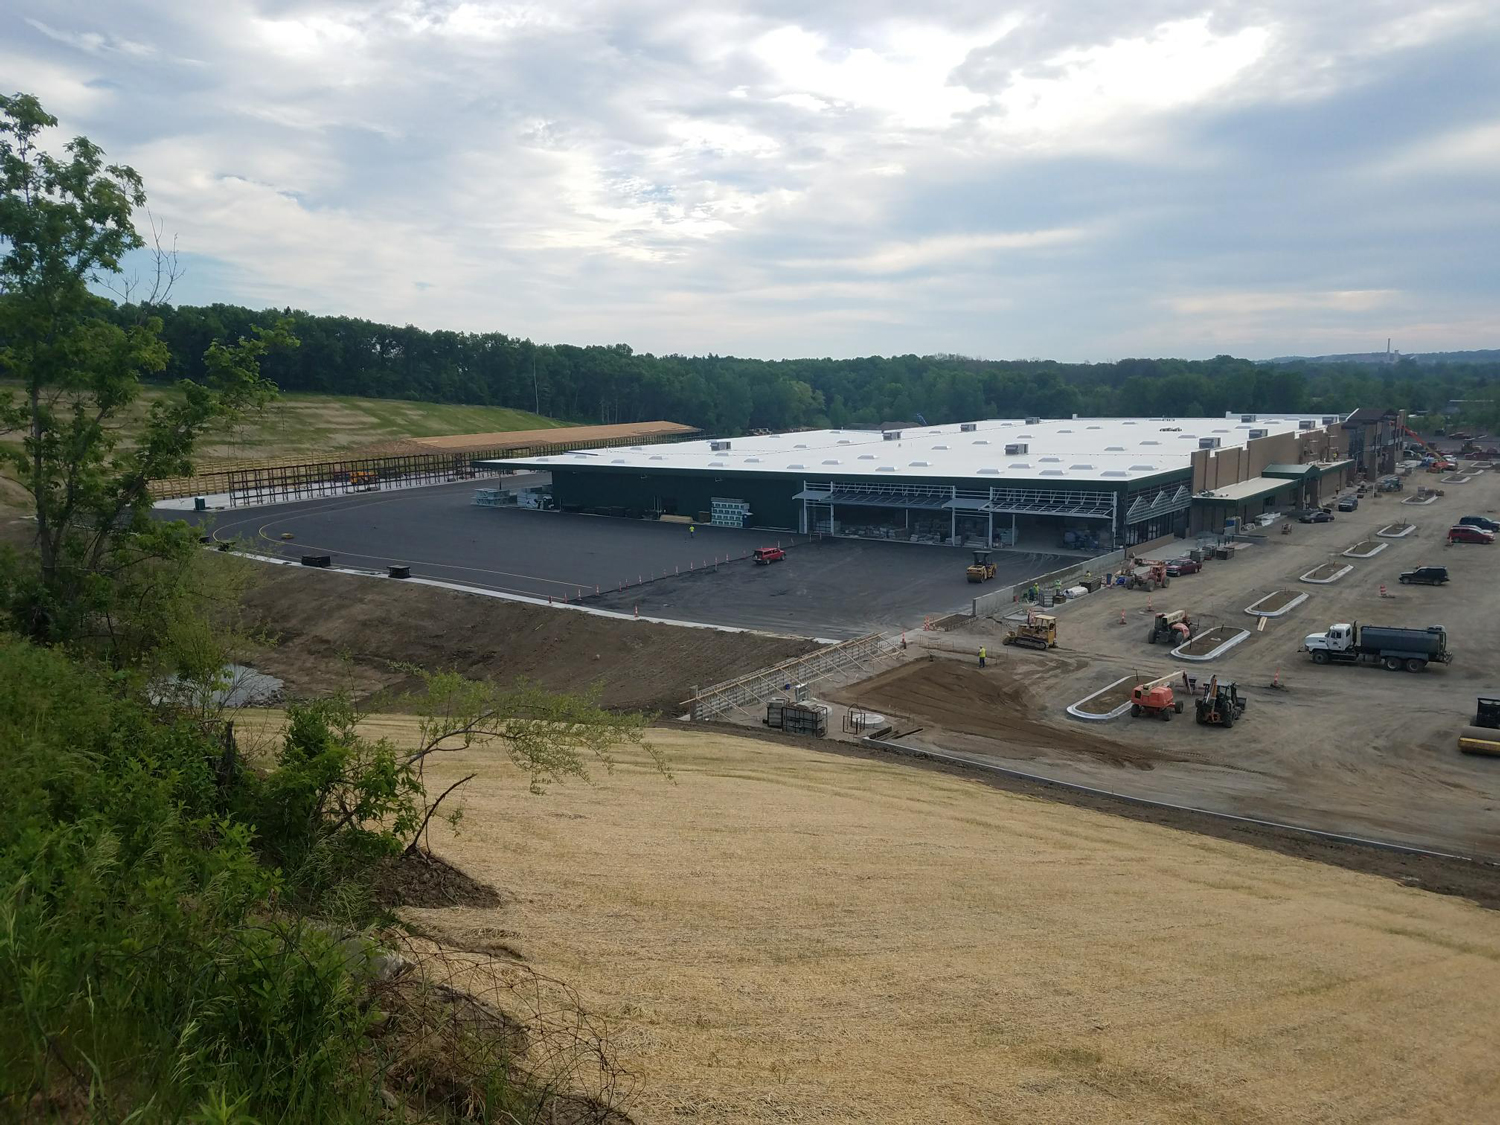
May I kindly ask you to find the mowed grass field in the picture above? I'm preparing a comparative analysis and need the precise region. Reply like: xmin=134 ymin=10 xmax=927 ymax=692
xmin=0 ymin=381 xmax=563 ymax=470
xmin=236 ymin=714 xmax=1500 ymax=1124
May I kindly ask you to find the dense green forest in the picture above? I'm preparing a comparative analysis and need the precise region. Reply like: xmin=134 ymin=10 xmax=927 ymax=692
xmin=126 ymin=301 xmax=1500 ymax=433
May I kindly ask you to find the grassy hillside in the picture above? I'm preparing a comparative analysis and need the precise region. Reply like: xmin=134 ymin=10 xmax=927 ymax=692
xmin=0 ymin=383 xmax=566 ymax=515
xmin=238 ymin=714 xmax=1500 ymax=1125
xmin=169 ymin=388 xmax=565 ymax=467
xmin=1 ymin=382 xmax=563 ymax=465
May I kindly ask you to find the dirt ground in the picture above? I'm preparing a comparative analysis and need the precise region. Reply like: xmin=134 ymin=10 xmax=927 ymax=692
xmin=836 ymin=467 xmax=1500 ymax=859
xmin=236 ymin=714 xmax=1500 ymax=1125
xmin=239 ymin=565 xmax=816 ymax=713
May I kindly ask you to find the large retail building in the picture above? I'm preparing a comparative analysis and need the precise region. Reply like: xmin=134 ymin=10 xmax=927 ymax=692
xmin=487 ymin=413 xmax=1380 ymax=550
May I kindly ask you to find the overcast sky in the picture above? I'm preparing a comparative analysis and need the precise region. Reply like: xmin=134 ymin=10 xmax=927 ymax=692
xmin=9 ymin=2 xmax=1500 ymax=360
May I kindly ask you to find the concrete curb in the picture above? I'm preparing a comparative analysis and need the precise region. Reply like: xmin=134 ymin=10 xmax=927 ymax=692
xmin=1402 ymin=495 xmax=1439 ymax=505
xmin=1066 ymin=674 xmax=1135 ymax=722
xmin=1342 ymin=542 xmax=1389 ymax=559
xmin=211 ymin=547 xmax=843 ymax=643
xmin=1441 ymin=475 xmax=1470 ymax=483
xmin=1244 ymin=591 xmax=1309 ymax=617
xmin=1378 ymin=524 xmax=1417 ymax=538
xmin=1300 ymin=563 xmax=1354 ymax=584
xmin=1170 ymin=629 xmax=1250 ymax=662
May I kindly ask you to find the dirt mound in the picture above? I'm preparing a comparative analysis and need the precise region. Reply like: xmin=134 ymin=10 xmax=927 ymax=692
xmin=240 ymin=566 xmax=816 ymax=713
xmin=832 ymin=659 xmax=1187 ymax=769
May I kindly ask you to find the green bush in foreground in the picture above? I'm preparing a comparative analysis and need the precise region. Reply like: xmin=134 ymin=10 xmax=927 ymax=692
xmin=0 ymin=637 xmax=378 ymax=1120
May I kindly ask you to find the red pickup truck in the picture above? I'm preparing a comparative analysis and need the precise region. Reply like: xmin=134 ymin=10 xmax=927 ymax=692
xmin=753 ymin=546 xmax=786 ymax=564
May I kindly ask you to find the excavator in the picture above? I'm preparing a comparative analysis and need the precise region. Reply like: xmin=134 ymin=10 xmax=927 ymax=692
xmin=1001 ymin=611 xmax=1057 ymax=651
xmin=1195 ymin=675 xmax=1247 ymax=728
xmin=966 ymin=550 xmax=998 ymax=583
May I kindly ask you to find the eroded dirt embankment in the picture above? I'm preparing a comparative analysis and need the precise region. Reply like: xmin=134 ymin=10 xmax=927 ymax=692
xmin=240 ymin=565 xmax=818 ymax=712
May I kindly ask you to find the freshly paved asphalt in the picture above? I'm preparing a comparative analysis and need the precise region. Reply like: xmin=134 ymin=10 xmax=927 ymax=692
xmin=174 ymin=481 xmax=1076 ymax=638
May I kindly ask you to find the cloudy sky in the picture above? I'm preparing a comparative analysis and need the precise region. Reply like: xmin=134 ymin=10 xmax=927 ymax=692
xmin=8 ymin=1 xmax=1500 ymax=360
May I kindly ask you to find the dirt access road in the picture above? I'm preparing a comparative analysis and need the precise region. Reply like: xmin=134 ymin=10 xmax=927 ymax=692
xmin=839 ymin=469 xmax=1500 ymax=859
xmin=237 ymin=715 xmax=1500 ymax=1125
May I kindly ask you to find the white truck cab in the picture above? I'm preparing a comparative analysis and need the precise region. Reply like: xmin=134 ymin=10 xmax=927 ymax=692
xmin=1304 ymin=623 xmax=1353 ymax=654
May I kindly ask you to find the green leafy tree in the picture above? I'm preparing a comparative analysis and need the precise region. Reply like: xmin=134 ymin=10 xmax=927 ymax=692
xmin=0 ymin=93 xmax=287 ymax=650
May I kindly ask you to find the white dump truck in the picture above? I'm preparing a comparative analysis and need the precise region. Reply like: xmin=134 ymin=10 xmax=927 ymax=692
xmin=1302 ymin=622 xmax=1452 ymax=673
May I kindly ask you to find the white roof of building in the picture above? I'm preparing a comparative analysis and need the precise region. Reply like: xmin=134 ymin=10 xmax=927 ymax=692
xmin=487 ymin=414 xmax=1341 ymax=484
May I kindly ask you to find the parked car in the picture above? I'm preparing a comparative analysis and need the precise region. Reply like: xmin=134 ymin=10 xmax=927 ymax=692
xmin=1399 ymin=566 xmax=1450 ymax=586
xmin=1447 ymin=524 xmax=1495 ymax=545
xmin=752 ymin=546 xmax=786 ymax=564
xmin=1165 ymin=557 xmax=1202 ymax=576
xmin=1459 ymin=515 xmax=1500 ymax=532
xmin=1299 ymin=510 xmax=1336 ymax=523
xmin=1337 ymin=496 xmax=1359 ymax=512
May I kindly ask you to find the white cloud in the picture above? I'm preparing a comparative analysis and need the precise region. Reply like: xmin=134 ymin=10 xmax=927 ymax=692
xmin=1166 ymin=290 xmax=1400 ymax=316
xmin=750 ymin=21 xmax=1012 ymax=128
xmin=794 ymin=228 xmax=1089 ymax=275
xmin=9 ymin=0 xmax=1499 ymax=359
xmin=984 ymin=17 xmax=1272 ymax=149
xmin=1378 ymin=118 xmax=1500 ymax=174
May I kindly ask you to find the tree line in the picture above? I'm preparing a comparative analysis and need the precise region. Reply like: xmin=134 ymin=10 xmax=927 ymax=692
xmin=122 ymin=301 xmax=1500 ymax=433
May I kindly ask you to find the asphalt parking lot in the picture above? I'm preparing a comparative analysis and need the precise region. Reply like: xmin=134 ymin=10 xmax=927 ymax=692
xmin=180 ymin=481 xmax=1075 ymax=637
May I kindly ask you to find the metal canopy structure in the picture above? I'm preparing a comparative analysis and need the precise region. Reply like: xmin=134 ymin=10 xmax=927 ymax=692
xmin=942 ymin=496 xmax=992 ymax=511
xmin=1124 ymin=483 xmax=1192 ymax=525
xmin=985 ymin=487 xmax=1117 ymax=520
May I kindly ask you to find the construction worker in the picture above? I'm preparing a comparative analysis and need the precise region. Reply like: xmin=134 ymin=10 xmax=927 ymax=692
xmin=689 ymin=523 xmax=696 ymax=538
xmin=978 ymin=645 xmax=986 ymax=669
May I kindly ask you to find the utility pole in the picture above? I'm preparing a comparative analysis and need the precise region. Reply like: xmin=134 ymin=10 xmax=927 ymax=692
xmin=532 ymin=353 xmax=540 ymax=415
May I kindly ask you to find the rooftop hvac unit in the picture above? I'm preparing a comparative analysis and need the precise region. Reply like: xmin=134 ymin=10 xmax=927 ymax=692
xmin=1004 ymin=442 xmax=1029 ymax=455
xmin=1241 ymin=414 xmax=1256 ymax=423
xmin=709 ymin=439 xmax=731 ymax=451
xmin=1025 ymin=416 xmax=1041 ymax=425
xmin=1248 ymin=428 xmax=1268 ymax=439
xmin=882 ymin=430 xmax=902 ymax=441
xmin=960 ymin=422 xmax=977 ymax=432
xmin=1299 ymin=419 xmax=1315 ymax=430
xmin=1199 ymin=437 xmax=1222 ymax=449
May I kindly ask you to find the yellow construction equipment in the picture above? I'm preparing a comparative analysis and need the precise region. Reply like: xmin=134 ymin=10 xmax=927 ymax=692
xmin=1002 ymin=612 xmax=1057 ymax=651
xmin=1458 ymin=695 xmax=1500 ymax=757
xmin=966 ymin=550 xmax=998 ymax=583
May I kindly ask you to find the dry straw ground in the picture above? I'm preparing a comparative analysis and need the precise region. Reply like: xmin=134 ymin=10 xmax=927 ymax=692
xmin=239 ymin=714 xmax=1500 ymax=1124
